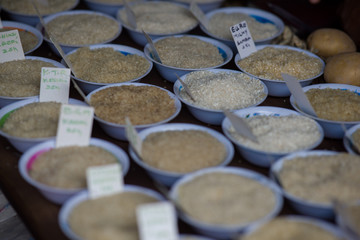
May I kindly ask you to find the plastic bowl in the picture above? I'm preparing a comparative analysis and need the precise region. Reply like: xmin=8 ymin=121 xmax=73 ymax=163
xmin=173 ymin=69 xmax=268 ymax=125
xmin=343 ymin=123 xmax=360 ymax=155
xmin=235 ymin=45 xmax=325 ymax=97
xmin=129 ymin=123 xmax=234 ymax=186
xmin=64 ymin=44 xmax=153 ymax=94
xmin=290 ymin=83 xmax=360 ymax=139
xmin=221 ymin=106 xmax=324 ymax=167
xmin=18 ymin=138 xmax=130 ymax=204
xmin=144 ymin=34 xmax=233 ymax=83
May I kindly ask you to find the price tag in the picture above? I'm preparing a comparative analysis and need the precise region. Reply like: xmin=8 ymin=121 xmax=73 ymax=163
xmin=86 ymin=163 xmax=123 ymax=199
xmin=39 ymin=67 xmax=70 ymax=103
xmin=125 ymin=117 xmax=142 ymax=157
xmin=190 ymin=0 xmax=209 ymax=29
xmin=137 ymin=201 xmax=178 ymax=240
xmin=56 ymin=104 xmax=94 ymax=148
xmin=230 ymin=21 xmax=257 ymax=59
xmin=0 ymin=30 xmax=25 ymax=63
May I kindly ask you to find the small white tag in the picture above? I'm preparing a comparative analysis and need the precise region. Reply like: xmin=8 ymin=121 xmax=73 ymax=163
xmin=125 ymin=117 xmax=142 ymax=157
xmin=56 ymin=104 xmax=94 ymax=148
xmin=39 ymin=67 xmax=70 ymax=104
xmin=137 ymin=201 xmax=178 ymax=240
xmin=0 ymin=30 xmax=25 ymax=63
xmin=190 ymin=1 xmax=209 ymax=29
xmin=230 ymin=21 xmax=257 ymax=59
xmin=86 ymin=163 xmax=123 ymax=199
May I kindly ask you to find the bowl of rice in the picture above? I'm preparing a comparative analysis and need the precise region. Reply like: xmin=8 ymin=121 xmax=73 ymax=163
xmin=144 ymin=34 xmax=233 ymax=83
xmin=290 ymin=83 xmax=360 ymax=139
xmin=116 ymin=1 xmax=198 ymax=46
xmin=87 ymin=82 xmax=182 ymax=140
xmin=129 ymin=123 xmax=234 ymax=186
xmin=173 ymin=69 xmax=268 ymax=125
xmin=18 ymin=137 xmax=130 ymax=204
xmin=83 ymin=0 xmax=143 ymax=17
xmin=221 ymin=106 xmax=324 ymax=167
xmin=235 ymin=45 xmax=325 ymax=97
xmin=64 ymin=44 xmax=153 ymax=94
xmin=170 ymin=0 xmax=225 ymax=13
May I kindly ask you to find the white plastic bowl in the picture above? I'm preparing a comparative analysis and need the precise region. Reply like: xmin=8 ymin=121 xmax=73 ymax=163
xmin=37 ymin=10 xmax=122 ymax=57
xmin=18 ymin=138 xmax=130 ymax=204
xmin=169 ymin=166 xmax=283 ymax=239
xmin=144 ymin=34 xmax=233 ymax=83
xmin=0 ymin=97 xmax=87 ymax=153
xmin=290 ymin=83 xmax=360 ymax=139
xmin=200 ymin=7 xmax=285 ymax=53
xmin=235 ymin=45 xmax=325 ymax=97
xmin=221 ymin=106 xmax=324 ymax=167
xmin=129 ymin=123 xmax=234 ymax=186
xmin=87 ymin=82 xmax=182 ymax=140
xmin=173 ymin=69 xmax=268 ymax=125
xmin=343 ymin=123 xmax=360 ymax=155
xmin=64 ymin=44 xmax=153 ymax=94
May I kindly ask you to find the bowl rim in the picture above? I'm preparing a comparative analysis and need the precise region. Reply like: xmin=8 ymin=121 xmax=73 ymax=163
xmin=343 ymin=123 xmax=360 ymax=154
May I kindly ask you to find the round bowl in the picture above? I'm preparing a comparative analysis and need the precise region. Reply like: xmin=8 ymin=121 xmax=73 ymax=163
xmin=0 ymin=56 xmax=65 ymax=108
xmin=173 ymin=69 xmax=268 ymax=125
xmin=169 ymin=166 xmax=283 ymax=239
xmin=144 ymin=34 xmax=233 ymax=83
xmin=64 ymin=44 xmax=153 ymax=94
xmin=18 ymin=138 xmax=130 ymax=204
xmin=290 ymin=83 xmax=360 ymax=139
xmin=343 ymin=123 xmax=360 ymax=155
xmin=116 ymin=1 xmax=198 ymax=47
xmin=170 ymin=0 xmax=225 ymax=13
xmin=59 ymin=185 xmax=164 ymax=240
xmin=87 ymin=82 xmax=182 ymax=140
xmin=200 ymin=7 xmax=284 ymax=53
xmin=235 ymin=45 xmax=325 ymax=97
xmin=2 ymin=20 xmax=43 ymax=55
xmin=221 ymin=106 xmax=324 ymax=167
xmin=129 ymin=123 xmax=234 ymax=186
xmin=37 ymin=10 xmax=122 ymax=57
xmin=83 ymin=0 xmax=144 ymax=17
xmin=0 ymin=97 xmax=87 ymax=153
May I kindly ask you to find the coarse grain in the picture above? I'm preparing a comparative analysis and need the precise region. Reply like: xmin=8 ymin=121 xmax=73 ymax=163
xmin=90 ymin=85 xmax=176 ymax=125
xmin=177 ymin=172 xmax=276 ymax=226
xmin=305 ymin=88 xmax=360 ymax=121
xmin=68 ymin=191 xmax=159 ymax=240
xmin=68 ymin=47 xmax=150 ymax=83
xmin=45 ymin=14 xmax=119 ymax=45
xmin=345 ymin=204 xmax=360 ymax=235
xmin=278 ymin=153 xmax=360 ymax=204
xmin=179 ymin=70 xmax=266 ymax=110
xmin=207 ymin=12 xmax=278 ymax=41
xmin=141 ymin=130 xmax=227 ymax=173
xmin=351 ymin=129 xmax=360 ymax=151
xmin=1 ymin=102 xmax=61 ymax=138
xmin=237 ymin=47 xmax=323 ymax=80
xmin=0 ymin=28 xmax=38 ymax=53
xmin=155 ymin=36 xmax=224 ymax=69
xmin=119 ymin=2 xmax=197 ymax=34
xmin=0 ymin=0 xmax=77 ymax=15
xmin=228 ymin=115 xmax=321 ymax=153
xmin=0 ymin=59 xmax=56 ymax=97
xmin=29 ymin=145 xmax=118 ymax=189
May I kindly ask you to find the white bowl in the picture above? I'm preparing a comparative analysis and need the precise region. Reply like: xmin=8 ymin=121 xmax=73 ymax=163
xmin=169 ymin=166 xmax=283 ymax=239
xmin=235 ymin=45 xmax=325 ymax=97
xmin=144 ymin=34 xmax=233 ymax=83
xmin=116 ymin=1 xmax=198 ymax=47
xmin=64 ymin=44 xmax=153 ymax=94
xmin=37 ymin=10 xmax=122 ymax=57
xmin=173 ymin=69 xmax=268 ymax=125
xmin=0 ymin=97 xmax=87 ymax=153
xmin=18 ymin=138 xmax=130 ymax=204
xmin=87 ymin=82 xmax=182 ymax=140
xmin=343 ymin=123 xmax=360 ymax=155
xmin=170 ymin=0 xmax=225 ymax=13
xmin=290 ymin=83 xmax=360 ymax=139
xmin=59 ymin=185 xmax=164 ymax=240
xmin=83 ymin=0 xmax=145 ymax=17
xmin=200 ymin=7 xmax=285 ymax=53
xmin=0 ymin=56 xmax=66 ymax=108
xmin=2 ymin=20 xmax=43 ymax=55
xmin=129 ymin=123 xmax=234 ymax=186
xmin=221 ymin=106 xmax=324 ymax=167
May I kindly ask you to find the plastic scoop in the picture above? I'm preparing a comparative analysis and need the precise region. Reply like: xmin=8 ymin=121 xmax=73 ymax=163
xmin=224 ymin=110 xmax=258 ymax=143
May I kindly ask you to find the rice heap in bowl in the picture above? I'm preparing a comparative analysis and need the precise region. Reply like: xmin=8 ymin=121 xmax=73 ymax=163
xmin=1 ymin=0 xmax=77 ymax=15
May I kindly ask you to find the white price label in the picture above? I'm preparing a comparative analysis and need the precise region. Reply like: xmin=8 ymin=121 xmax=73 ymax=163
xmin=40 ymin=67 xmax=70 ymax=103
xmin=0 ymin=30 xmax=25 ymax=63
xmin=230 ymin=21 xmax=257 ymax=59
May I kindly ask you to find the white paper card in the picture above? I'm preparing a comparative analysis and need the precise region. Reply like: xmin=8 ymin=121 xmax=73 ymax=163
xmin=0 ymin=30 xmax=25 ymax=63
xmin=56 ymin=104 xmax=94 ymax=148
xmin=230 ymin=21 xmax=257 ymax=59
xmin=190 ymin=1 xmax=209 ymax=29
xmin=137 ymin=201 xmax=178 ymax=240
xmin=86 ymin=163 xmax=123 ymax=199
xmin=125 ymin=117 xmax=142 ymax=156
xmin=39 ymin=67 xmax=70 ymax=103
